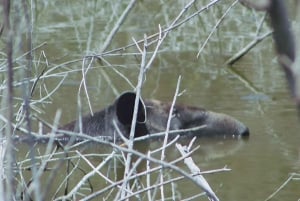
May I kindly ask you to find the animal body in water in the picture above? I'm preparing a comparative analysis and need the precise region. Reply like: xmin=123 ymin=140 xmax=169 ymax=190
xmin=59 ymin=92 xmax=249 ymax=142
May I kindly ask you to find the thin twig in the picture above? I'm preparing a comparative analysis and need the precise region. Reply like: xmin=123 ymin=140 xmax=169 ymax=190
xmin=99 ymin=68 xmax=119 ymax=96
xmin=2 ymin=0 xmax=15 ymax=200
xmin=30 ymin=51 xmax=49 ymax=97
xmin=160 ymin=76 xmax=181 ymax=199
xmin=264 ymin=173 xmax=297 ymax=201
xmin=21 ymin=3 xmax=40 ymax=199
xmin=100 ymin=0 xmax=136 ymax=53
xmin=134 ymin=126 xmax=206 ymax=142
xmin=197 ymin=0 xmax=239 ymax=58
xmin=28 ymin=110 xmax=62 ymax=201
xmin=15 ymin=42 xmax=47 ymax=62
xmin=79 ymin=57 xmax=94 ymax=115
xmin=99 ymin=56 xmax=135 ymax=89
xmin=118 ymin=33 xmax=148 ymax=200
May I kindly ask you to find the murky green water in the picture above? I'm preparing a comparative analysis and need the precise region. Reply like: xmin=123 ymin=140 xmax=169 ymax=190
xmin=3 ymin=0 xmax=300 ymax=200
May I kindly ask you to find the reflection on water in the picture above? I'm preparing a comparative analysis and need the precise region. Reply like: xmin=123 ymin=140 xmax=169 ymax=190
xmin=2 ymin=0 xmax=299 ymax=200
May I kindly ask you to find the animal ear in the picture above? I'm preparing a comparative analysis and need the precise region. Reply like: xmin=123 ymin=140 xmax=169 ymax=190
xmin=115 ymin=91 xmax=146 ymax=126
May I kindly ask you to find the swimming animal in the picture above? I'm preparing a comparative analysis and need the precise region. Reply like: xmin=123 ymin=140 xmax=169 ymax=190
xmin=59 ymin=92 xmax=249 ymax=141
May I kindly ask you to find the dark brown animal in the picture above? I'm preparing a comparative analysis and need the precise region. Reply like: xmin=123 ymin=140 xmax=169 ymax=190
xmin=59 ymin=92 xmax=249 ymax=141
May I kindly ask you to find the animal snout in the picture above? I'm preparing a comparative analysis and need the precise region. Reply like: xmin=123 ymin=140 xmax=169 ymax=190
xmin=240 ymin=126 xmax=250 ymax=137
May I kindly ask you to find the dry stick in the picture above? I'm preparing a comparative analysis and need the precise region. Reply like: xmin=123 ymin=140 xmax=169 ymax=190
xmin=41 ymin=149 xmax=72 ymax=200
xmin=0 ymin=139 xmax=6 ymax=201
xmin=99 ymin=56 xmax=135 ymax=89
xmin=86 ymin=17 xmax=94 ymax=53
xmin=182 ymin=193 xmax=207 ymax=201
xmin=112 ymin=121 xmax=147 ymax=200
xmin=121 ymin=157 xmax=146 ymax=200
xmin=22 ymin=2 xmax=41 ymax=200
xmin=255 ymin=13 xmax=267 ymax=36
xmin=79 ymin=57 xmax=94 ymax=115
xmin=17 ymin=145 xmax=77 ymax=164
xmin=52 ymin=158 xmax=82 ymax=199
xmin=67 ymin=4 xmax=83 ymax=51
xmin=147 ymin=136 xmax=182 ymax=199
xmin=161 ymin=77 xmax=181 ymax=149
xmin=76 ymin=61 xmax=88 ymax=138
xmin=238 ymin=0 xmax=269 ymax=11
xmin=117 ymin=34 xmax=148 ymax=200
xmin=264 ymin=173 xmax=297 ymax=201
xmin=159 ymin=76 xmax=182 ymax=200
xmin=176 ymin=142 xmax=220 ymax=201
xmin=133 ymin=125 xmax=206 ymax=142
xmin=146 ymin=136 xmax=182 ymax=155
xmin=18 ymin=149 xmax=85 ymax=169
xmin=2 ymin=0 xmax=15 ymax=200
xmin=150 ymin=137 xmax=193 ymax=199
xmin=100 ymin=0 xmax=136 ymax=53
xmin=225 ymin=31 xmax=272 ymax=65
xmin=99 ymin=68 xmax=119 ymax=96
xmin=27 ymin=110 xmax=62 ymax=200
xmin=146 ymin=151 xmax=152 ymax=200
xmin=30 ymin=51 xmax=49 ymax=97
xmin=15 ymin=42 xmax=47 ymax=62
xmin=197 ymin=0 xmax=239 ymax=58
xmin=73 ymin=17 xmax=95 ymax=123
xmin=41 ymin=59 xmax=82 ymax=77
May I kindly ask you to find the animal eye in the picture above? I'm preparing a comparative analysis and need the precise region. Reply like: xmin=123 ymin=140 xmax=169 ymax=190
xmin=173 ymin=108 xmax=180 ymax=117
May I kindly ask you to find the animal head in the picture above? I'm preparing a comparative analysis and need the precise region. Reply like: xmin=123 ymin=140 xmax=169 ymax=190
xmin=144 ymin=99 xmax=249 ymax=139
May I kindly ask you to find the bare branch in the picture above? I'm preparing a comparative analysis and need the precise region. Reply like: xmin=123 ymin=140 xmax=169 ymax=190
xmin=100 ymin=0 xmax=137 ymax=53
xmin=176 ymin=143 xmax=220 ymax=201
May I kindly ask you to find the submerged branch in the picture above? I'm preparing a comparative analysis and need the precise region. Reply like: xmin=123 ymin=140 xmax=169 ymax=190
xmin=225 ymin=30 xmax=272 ymax=65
